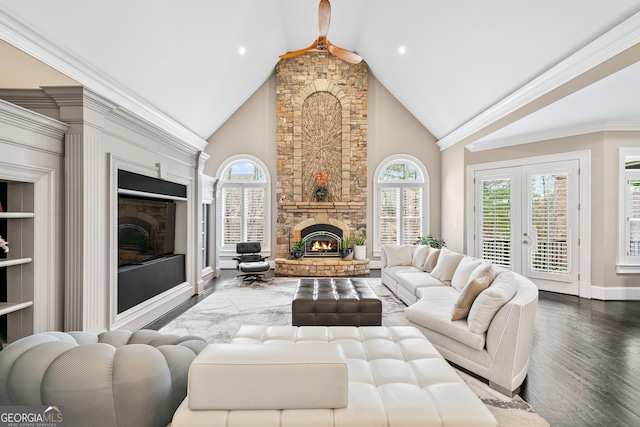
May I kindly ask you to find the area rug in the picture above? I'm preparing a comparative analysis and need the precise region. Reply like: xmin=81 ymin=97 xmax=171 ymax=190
xmin=160 ymin=276 xmax=549 ymax=427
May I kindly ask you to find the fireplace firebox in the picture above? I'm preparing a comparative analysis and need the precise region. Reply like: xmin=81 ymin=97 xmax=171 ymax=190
xmin=301 ymin=224 xmax=342 ymax=257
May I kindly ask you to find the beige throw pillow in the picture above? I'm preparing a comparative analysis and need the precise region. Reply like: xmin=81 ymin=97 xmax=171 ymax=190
xmin=467 ymin=262 xmax=496 ymax=287
xmin=411 ymin=245 xmax=430 ymax=268
xmin=467 ymin=272 xmax=517 ymax=334
xmin=421 ymin=248 xmax=441 ymax=272
xmin=383 ymin=245 xmax=413 ymax=267
xmin=451 ymin=277 xmax=491 ymax=321
xmin=430 ymin=248 xmax=464 ymax=284
xmin=450 ymin=257 xmax=482 ymax=292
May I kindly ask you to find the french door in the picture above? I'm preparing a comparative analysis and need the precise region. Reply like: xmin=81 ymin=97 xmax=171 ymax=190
xmin=473 ymin=160 xmax=580 ymax=295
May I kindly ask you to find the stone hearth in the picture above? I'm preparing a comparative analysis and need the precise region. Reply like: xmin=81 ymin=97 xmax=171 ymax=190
xmin=275 ymin=258 xmax=370 ymax=277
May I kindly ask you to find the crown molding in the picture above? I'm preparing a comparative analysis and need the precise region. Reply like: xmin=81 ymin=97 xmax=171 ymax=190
xmin=438 ymin=10 xmax=640 ymax=151
xmin=0 ymin=7 xmax=208 ymax=152
xmin=465 ymin=118 xmax=640 ymax=152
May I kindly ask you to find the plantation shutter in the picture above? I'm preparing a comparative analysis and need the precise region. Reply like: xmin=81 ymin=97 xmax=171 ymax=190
xmin=529 ymin=173 xmax=569 ymax=274
xmin=222 ymin=187 xmax=242 ymax=245
xmin=626 ymin=172 xmax=640 ymax=261
xmin=245 ymin=187 xmax=265 ymax=244
xmin=379 ymin=187 xmax=400 ymax=246
xmin=402 ymin=187 xmax=423 ymax=244
xmin=480 ymin=178 xmax=512 ymax=268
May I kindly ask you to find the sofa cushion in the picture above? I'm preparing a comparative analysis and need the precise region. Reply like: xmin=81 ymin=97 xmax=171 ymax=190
xmin=450 ymin=257 xmax=482 ymax=292
xmin=396 ymin=271 xmax=447 ymax=297
xmin=383 ymin=265 xmax=421 ymax=284
xmin=188 ymin=343 xmax=348 ymax=410
xmin=411 ymin=244 xmax=430 ymax=268
xmin=430 ymin=248 xmax=464 ymax=285
xmin=383 ymin=245 xmax=413 ymax=267
xmin=467 ymin=271 xmax=517 ymax=334
xmin=421 ymin=248 xmax=441 ymax=272
xmin=451 ymin=277 xmax=492 ymax=321
xmin=405 ymin=288 xmax=486 ymax=350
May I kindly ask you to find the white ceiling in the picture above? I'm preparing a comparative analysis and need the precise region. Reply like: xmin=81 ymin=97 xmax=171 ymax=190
xmin=1 ymin=0 xmax=640 ymax=150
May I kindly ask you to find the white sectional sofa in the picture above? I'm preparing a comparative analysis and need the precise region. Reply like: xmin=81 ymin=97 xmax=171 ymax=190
xmin=173 ymin=325 xmax=498 ymax=427
xmin=381 ymin=244 xmax=538 ymax=395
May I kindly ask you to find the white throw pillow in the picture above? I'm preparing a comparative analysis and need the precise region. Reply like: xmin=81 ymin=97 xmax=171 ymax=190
xmin=383 ymin=245 xmax=413 ymax=267
xmin=411 ymin=245 xmax=430 ymax=268
xmin=467 ymin=272 xmax=516 ymax=334
xmin=421 ymin=248 xmax=441 ymax=272
xmin=430 ymin=248 xmax=464 ymax=285
xmin=450 ymin=257 xmax=482 ymax=292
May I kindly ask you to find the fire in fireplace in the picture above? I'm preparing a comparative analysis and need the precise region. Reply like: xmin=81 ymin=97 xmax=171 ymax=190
xmin=301 ymin=224 xmax=343 ymax=257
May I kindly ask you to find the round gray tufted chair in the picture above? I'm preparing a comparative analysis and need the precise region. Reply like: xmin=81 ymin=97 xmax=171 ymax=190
xmin=0 ymin=330 xmax=207 ymax=427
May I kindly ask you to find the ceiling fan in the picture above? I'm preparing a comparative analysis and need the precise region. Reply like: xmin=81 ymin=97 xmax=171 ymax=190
xmin=280 ymin=0 xmax=363 ymax=64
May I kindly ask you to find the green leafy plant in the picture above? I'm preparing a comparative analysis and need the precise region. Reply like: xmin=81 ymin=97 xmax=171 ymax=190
xmin=293 ymin=240 xmax=305 ymax=251
xmin=418 ymin=235 xmax=446 ymax=249
xmin=353 ymin=234 xmax=366 ymax=246
xmin=341 ymin=235 xmax=352 ymax=250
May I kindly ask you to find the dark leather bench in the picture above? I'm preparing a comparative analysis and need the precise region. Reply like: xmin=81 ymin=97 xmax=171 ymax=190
xmin=292 ymin=278 xmax=382 ymax=326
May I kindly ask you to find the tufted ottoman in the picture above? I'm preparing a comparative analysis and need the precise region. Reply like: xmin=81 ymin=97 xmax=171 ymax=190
xmin=292 ymin=278 xmax=382 ymax=326
xmin=172 ymin=325 xmax=498 ymax=427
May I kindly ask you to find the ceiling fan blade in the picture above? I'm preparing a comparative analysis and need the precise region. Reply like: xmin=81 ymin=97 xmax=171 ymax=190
xmin=279 ymin=39 xmax=318 ymax=59
xmin=327 ymin=41 xmax=363 ymax=64
xmin=318 ymin=0 xmax=331 ymax=39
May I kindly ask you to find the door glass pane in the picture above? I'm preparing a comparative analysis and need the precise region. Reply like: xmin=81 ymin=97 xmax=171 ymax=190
xmin=529 ymin=173 xmax=569 ymax=273
xmin=481 ymin=179 xmax=512 ymax=268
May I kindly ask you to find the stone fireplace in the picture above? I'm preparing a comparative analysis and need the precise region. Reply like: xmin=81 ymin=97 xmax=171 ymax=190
xmin=275 ymin=52 xmax=368 ymax=276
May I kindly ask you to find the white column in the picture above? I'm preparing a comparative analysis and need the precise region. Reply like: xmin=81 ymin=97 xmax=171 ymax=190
xmin=44 ymin=86 xmax=116 ymax=332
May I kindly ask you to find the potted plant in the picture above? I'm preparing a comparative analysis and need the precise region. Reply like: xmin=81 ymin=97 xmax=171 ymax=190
xmin=340 ymin=235 xmax=353 ymax=260
xmin=353 ymin=234 xmax=366 ymax=260
xmin=418 ymin=235 xmax=446 ymax=248
xmin=292 ymin=240 xmax=305 ymax=259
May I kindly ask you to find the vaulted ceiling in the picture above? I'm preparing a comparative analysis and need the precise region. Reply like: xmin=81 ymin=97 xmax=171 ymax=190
xmin=1 ymin=1 xmax=640 ymax=151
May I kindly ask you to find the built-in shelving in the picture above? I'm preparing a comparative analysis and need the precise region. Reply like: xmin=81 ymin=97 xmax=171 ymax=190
xmin=0 ymin=181 xmax=36 ymax=342
xmin=0 ymin=257 xmax=32 ymax=268
xmin=0 ymin=301 xmax=33 ymax=316
xmin=0 ymin=212 xmax=35 ymax=219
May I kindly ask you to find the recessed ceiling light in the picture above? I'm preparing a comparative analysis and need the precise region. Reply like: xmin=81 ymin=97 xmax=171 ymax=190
xmin=398 ymin=46 xmax=407 ymax=55
xmin=238 ymin=46 xmax=246 ymax=55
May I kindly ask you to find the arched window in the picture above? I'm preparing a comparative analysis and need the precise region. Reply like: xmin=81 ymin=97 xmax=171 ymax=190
xmin=217 ymin=156 xmax=270 ymax=255
xmin=374 ymin=155 xmax=429 ymax=255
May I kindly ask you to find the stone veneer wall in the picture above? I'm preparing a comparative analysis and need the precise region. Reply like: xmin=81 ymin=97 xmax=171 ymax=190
xmin=276 ymin=53 xmax=367 ymax=258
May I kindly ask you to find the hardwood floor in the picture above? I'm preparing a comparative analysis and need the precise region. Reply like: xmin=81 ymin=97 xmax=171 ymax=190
xmin=147 ymin=271 xmax=640 ymax=427
xmin=520 ymin=291 xmax=640 ymax=427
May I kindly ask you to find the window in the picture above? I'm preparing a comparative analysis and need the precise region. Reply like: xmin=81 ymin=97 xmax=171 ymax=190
xmin=620 ymin=148 xmax=640 ymax=270
xmin=218 ymin=156 xmax=270 ymax=255
xmin=626 ymin=172 xmax=640 ymax=261
xmin=374 ymin=155 xmax=429 ymax=255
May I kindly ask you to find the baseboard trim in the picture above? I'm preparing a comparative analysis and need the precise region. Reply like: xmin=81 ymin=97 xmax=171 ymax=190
xmin=590 ymin=286 xmax=640 ymax=301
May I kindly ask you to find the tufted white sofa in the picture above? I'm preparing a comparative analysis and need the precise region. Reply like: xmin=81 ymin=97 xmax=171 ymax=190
xmin=172 ymin=325 xmax=498 ymax=427
xmin=381 ymin=244 xmax=538 ymax=395
xmin=0 ymin=330 xmax=207 ymax=427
